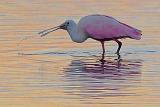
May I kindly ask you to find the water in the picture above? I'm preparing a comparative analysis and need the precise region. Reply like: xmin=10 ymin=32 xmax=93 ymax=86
xmin=0 ymin=0 xmax=160 ymax=107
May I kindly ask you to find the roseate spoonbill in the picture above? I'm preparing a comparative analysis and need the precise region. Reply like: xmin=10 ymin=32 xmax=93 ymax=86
xmin=39 ymin=15 xmax=142 ymax=61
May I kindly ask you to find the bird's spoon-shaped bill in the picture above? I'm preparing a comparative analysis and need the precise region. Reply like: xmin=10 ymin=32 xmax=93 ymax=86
xmin=38 ymin=26 xmax=60 ymax=37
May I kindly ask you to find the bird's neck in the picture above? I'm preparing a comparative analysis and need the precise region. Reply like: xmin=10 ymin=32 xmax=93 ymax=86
xmin=67 ymin=23 xmax=88 ymax=43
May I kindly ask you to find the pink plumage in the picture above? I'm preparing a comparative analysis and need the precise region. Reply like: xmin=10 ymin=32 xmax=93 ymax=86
xmin=78 ymin=15 xmax=142 ymax=40
xmin=39 ymin=14 xmax=142 ymax=61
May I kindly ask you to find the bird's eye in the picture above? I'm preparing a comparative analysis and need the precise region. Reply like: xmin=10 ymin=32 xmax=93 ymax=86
xmin=67 ymin=22 xmax=69 ymax=25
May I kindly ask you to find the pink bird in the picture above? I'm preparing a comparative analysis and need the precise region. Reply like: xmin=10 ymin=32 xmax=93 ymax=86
xmin=39 ymin=15 xmax=142 ymax=61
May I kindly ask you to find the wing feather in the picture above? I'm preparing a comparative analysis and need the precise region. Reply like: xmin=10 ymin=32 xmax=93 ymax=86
xmin=79 ymin=15 xmax=141 ymax=40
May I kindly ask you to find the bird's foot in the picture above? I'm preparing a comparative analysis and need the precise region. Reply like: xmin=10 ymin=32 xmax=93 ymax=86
xmin=100 ymin=58 xmax=106 ymax=64
xmin=115 ymin=58 xmax=122 ymax=61
xmin=115 ymin=52 xmax=120 ymax=55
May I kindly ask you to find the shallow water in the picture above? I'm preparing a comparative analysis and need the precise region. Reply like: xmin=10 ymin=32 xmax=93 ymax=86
xmin=0 ymin=0 xmax=160 ymax=107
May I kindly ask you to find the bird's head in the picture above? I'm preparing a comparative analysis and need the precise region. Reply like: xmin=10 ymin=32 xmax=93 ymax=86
xmin=38 ymin=20 xmax=75 ymax=37
xmin=59 ymin=20 xmax=75 ymax=30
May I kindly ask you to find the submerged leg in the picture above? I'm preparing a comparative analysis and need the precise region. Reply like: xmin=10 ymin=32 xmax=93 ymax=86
xmin=100 ymin=41 xmax=105 ymax=62
xmin=115 ymin=39 xmax=122 ymax=54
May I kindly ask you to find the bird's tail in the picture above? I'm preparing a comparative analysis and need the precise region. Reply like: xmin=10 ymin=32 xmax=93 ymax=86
xmin=120 ymin=22 xmax=142 ymax=40
xmin=131 ymin=29 xmax=142 ymax=40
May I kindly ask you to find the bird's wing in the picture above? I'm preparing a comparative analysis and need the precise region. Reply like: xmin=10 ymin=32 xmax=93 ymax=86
xmin=82 ymin=15 xmax=141 ymax=40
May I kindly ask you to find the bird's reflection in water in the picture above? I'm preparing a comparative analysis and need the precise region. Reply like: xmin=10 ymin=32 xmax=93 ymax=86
xmin=64 ymin=56 xmax=142 ymax=100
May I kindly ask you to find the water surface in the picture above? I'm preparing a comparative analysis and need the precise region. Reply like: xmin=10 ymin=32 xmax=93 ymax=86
xmin=0 ymin=0 xmax=160 ymax=107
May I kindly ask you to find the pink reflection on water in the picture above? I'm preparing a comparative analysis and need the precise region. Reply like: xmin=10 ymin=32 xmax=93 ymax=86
xmin=64 ymin=57 xmax=142 ymax=100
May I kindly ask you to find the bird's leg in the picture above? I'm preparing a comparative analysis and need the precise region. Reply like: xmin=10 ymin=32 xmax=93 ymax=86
xmin=100 ymin=41 xmax=105 ymax=62
xmin=115 ymin=39 xmax=122 ymax=54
